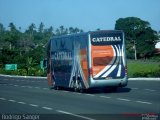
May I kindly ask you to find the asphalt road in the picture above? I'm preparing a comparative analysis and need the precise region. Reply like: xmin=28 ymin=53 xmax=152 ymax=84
xmin=0 ymin=75 xmax=159 ymax=120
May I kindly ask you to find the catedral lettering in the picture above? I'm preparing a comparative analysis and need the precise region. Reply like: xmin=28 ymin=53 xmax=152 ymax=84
xmin=92 ymin=36 xmax=121 ymax=42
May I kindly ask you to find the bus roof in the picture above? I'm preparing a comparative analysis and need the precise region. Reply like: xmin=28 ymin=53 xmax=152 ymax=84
xmin=51 ymin=30 xmax=123 ymax=40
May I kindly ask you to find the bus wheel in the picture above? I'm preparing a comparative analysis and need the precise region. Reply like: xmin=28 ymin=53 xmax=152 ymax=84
xmin=49 ymin=82 xmax=56 ymax=90
xmin=52 ymin=82 xmax=60 ymax=90
xmin=52 ymin=82 xmax=57 ymax=90
xmin=74 ymin=86 xmax=78 ymax=92
xmin=78 ymin=81 xmax=84 ymax=93
xmin=54 ymin=86 xmax=59 ymax=90
xmin=74 ymin=80 xmax=84 ymax=93
xmin=73 ymin=80 xmax=79 ymax=92
xmin=49 ymin=86 xmax=54 ymax=90
xmin=70 ymin=80 xmax=74 ymax=88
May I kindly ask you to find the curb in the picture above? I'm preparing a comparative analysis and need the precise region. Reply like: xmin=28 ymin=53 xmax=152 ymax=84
xmin=0 ymin=74 xmax=47 ymax=79
xmin=0 ymin=74 xmax=160 ymax=81
xmin=128 ymin=78 xmax=160 ymax=81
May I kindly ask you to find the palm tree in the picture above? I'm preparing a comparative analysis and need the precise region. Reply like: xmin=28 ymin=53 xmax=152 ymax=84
xmin=28 ymin=23 xmax=36 ymax=40
xmin=26 ymin=57 xmax=36 ymax=75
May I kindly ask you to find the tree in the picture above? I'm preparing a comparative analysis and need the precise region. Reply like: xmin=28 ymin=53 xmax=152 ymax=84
xmin=68 ymin=27 xmax=83 ymax=34
xmin=25 ymin=57 xmax=37 ymax=75
xmin=96 ymin=28 xmax=101 ymax=31
xmin=26 ymin=23 xmax=36 ymax=41
xmin=38 ymin=22 xmax=44 ymax=33
xmin=59 ymin=25 xmax=65 ymax=35
xmin=115 ymin=17 xmax=158 ymax=59
xmin=9 ymin=22 xmax=17 ymax=32
xmin=74 ymin=27 xmax=80 ymax=33
xmin=7 ymin=22 xmax=21 ymax=50
xmin=0 ymin=22 xmax=84 ymax=71
xmin=56 ymin=26 xmax=68 ymax=35
xmin=0 ymin=23 xmax=5 ymax=33
xmin=69 ymin=27 xmax=74 ymax=34
xmin=158 ymin=31 xmax=160 ymax=39
xmin=43 ymin=26 xmax=54 ymax=43
xmin=0 ymin=23 xmax=5 ymax=48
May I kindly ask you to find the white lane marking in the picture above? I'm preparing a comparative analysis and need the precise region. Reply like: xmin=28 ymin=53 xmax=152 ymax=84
xmin=76 ymin=93 xmax=82 ymax=95
xmin=85 ymin=94 xmax=95 ymax=97
xmin=136 ymin=101 xmax=152 ymax=105
xmin=131 ymin=87 xmax=157 ymax=92
xmin=8 ymin=99 xmax=16 ymax=102
xmin=28 ymin=86 xmax=33 ymax=88
xmin=117 ymin=98 xmax=131 ymax=102
xmin=29 ymin=104 xmax=39 ymax=107
xmin=0 ymin=98 xmax=6 ymax=100
xmin=57 ymin=110 xmax=95 ymax=120
xmin=1 ymin=83 xmax=48 ymax=90
xmin=100 ymin=96 xmax=111 ymax=99
xmin=131 ymin=88 xmax=139 ymax=90
xmin=42 ymin=107 xmax=53 ymax=110
xmin=62 ymin=91 xmax=69 ymax=93
xmin=34 ymin=87 xmax=40 ymax=89
xmin=17 ymin=101 xmax=26 ymax=104
xmin=144 ymin=89 xmax=156 ymax=92
xmin=42 ymin=88 xmax=48 ymax=90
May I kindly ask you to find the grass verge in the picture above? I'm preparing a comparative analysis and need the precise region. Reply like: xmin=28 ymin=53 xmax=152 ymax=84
xmin=127 ymin=60 xmax=160 ymax=78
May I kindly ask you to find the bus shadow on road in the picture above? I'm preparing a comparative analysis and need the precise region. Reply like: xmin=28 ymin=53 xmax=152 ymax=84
xmin=54 ymin=87 xmax=131 ymax=94
xmin=85 ymin=87 xmax=132 ymax=94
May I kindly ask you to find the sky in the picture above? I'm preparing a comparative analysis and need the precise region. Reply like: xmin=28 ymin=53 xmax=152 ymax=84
xmin=0 ymin=0 xmax=160 ymax=32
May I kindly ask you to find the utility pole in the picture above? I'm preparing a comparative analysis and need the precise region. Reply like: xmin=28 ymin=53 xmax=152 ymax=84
xmin=132 ymin=40 xmax=137 ymax=60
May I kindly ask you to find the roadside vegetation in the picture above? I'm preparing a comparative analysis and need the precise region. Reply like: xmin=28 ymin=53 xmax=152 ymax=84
xmin=0 ymin=66 xmax=46 ymax=77
xmin=0 ymin=17 xmax=160 ymax=77
xmin=128 ymin=60 xmax=160 ymax=78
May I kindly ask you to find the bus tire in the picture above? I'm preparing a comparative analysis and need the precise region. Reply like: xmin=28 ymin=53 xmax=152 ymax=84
xmin=70 ymin=80 xmax=74 ymax=88
xmin=54 ymin=86 xmax=59 ymax=90
xmin=78 ymin=81 xmax=84 ymax=93
xmin=73 ymin=79 xmax=79 ymax=92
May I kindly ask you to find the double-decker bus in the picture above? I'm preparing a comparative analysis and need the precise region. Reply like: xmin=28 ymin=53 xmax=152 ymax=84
xmin=46 ymin=30 xmax=128 ymax=92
